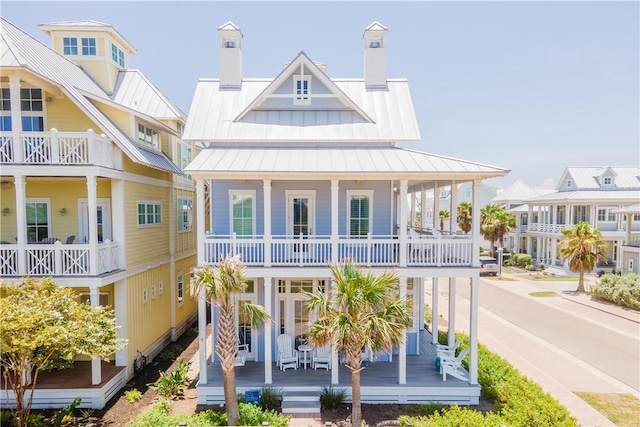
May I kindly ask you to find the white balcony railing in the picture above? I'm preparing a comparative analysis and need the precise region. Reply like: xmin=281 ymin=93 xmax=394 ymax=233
xmin=0 ymin=129 xmax=121 ymax=169
xmin=203 ymin=233 xmax=473 ymax=268
xmin=527 ymin=223 xmax=567 ymax=233
xmin=626 ymin=234 xmax=640 ymax=247
xmin=0 ymin=240 xmax=121 ymax=277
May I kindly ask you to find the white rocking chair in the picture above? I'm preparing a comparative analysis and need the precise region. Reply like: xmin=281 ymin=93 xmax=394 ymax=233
xmin=276 ymin=334 xmax=299 ymax=370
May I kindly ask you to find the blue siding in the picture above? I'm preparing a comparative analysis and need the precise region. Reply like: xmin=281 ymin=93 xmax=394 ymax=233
xmin=210 ymin=180 xmax=263 ymax=235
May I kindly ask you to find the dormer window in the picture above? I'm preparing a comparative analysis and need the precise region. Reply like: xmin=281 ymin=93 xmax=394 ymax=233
xmin=566 ymin=179 xmax=572 ymax=188
xmin=369 ymin=40 xmax=381 ymax=48
xmin=294 ymin=76 xmax=311 ymax=105
xmin=63 ymin=37 xmax=78 ymax=55
xmin=81 ymin=38 xmax=96 ymax=56
xmin=137 ymin=123 xmax=159 ymax=149
xmin=603 ymin=177 xmax=612 ymax=186
xmin=111 ymin=43 xmax=125 ymax=67
xmin=224 ymin=39 xmax=237 ymax=48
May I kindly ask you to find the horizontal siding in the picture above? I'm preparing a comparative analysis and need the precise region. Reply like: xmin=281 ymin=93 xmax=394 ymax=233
xmin=47 ymin=95 xmax=102 ymax=132
xmin=175 ymin=188 xmax=197 ymax=254
xmin=125 ymin=181 xmax=170 ymax=266
xmin=175 ymin=256 xmax=198 ymax=328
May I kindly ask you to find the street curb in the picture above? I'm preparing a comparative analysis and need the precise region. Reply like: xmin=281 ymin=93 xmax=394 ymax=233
xmin=560 ymin=296 xmax=640 ymax=324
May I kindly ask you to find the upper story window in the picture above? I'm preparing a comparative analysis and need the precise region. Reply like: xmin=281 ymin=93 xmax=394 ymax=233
xmin=81 ymin=37 xmax=97 ymax=56
xmin=603 ymin=177 xmax=612 ymax=186
xmin=229 ymin=190 xmax=255 ymax=237
xmin=369 ymin=40 xmax=382 ymax=48
xmin=137 ymin=123 xmax=159 ymax=149
xmin=26 ymin=199 xmax=50 ymax=242
xmin=63 ymin=37 xmax=78 ymax=55
xmin=0 ymin=88 xmax=10 ymax=131
xmin=347 ymin=191 xmax=372 ymax=237
xmin=137 ymin=200 xmax=162 ymax=226
xmin=111 ymin=43 xmax=125 ymax=67
xmin=294 ymin=76 xmax=311 ymax=105
xmin=566 ymin=179 xmax=572 ymax=189
xmin=177 ymin=122 xmax=183 ymax=137
xmin=177 ymin=140 xmax=192 ymax=178
xmin=177 ymin=198 xmax=193 ymax=231
xmin=633 ymin=213 xmax=640 ymax=221
xmin=20 ymin=88 xmax=44 ymax=132
xmin=597 ymin=208 xmax=616 ymax=222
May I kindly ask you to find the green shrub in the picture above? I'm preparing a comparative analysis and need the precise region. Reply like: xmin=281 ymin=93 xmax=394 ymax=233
xmin=592 ymin=273 xmax=640 ymax=310
xmin=320 ymin=385 xmax=347 ymax=410
xmin=148 ymin=360 xmax=191 ymax=397
xmin=260 ymin=387 xmax=282 ymax=411
xmin=124 ymin=388 xmax=143 ymax=403
xmin=512 ymin=253 xmax=532 ymax=268
xmin=128 ymin=399 xmax=183 ymax=427
xmin=238 ymin=402 xmax=289 ymax=427
xmin=0 ymin=411 xmax=17 ymax=427
xmin=52 ymin=397 xmax=81 ymax=427
xmin=401 ymin=404 xmax=503 ymax=426
xmin=156 ymin=343 xmax=183 ymax=363
xmin=188 ymin=410 xmax=227 ymax=425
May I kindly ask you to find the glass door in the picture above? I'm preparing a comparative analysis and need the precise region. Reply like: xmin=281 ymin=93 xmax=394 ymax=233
xmin=79 ymin=199 xmax=111 ymax=243
xmin=287 ymin=192 xmax=314 ymax=257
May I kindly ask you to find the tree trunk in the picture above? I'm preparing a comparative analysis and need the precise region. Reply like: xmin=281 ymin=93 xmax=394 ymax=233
xmin=351 ymin=368 xmax=362 ymax=426
xmin=222 ymin=368 xmax=239 ymax=426
xmin=576 ymin=271 xmax=586 ymax=293
xmin=217 ymin=302 xmax=240 ymax=425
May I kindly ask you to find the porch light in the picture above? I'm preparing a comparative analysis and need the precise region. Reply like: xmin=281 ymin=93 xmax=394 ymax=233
xmin=59 ymin=207 xmax=67 ymax=216
xmin=2 ymin=207 xmax=9 ymax=216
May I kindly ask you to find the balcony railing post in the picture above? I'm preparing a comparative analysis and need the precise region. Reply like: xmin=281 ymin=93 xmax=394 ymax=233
xmin=87 ymin=129 xmax=96 ymax=164
xmin=50 ymin=128 xmax=59 ymax=164
xmin=367 ymin=233 xmax=372 ymax=267
xmin=232 ymin=232 xmax=237 ymax=257
xmin=54 ymin=240 xmax=62 ymax=275
xmin=436 ymin=233 xmax=442 ymax=267
xmin=298 ymin=233 xmax=303 ymax=267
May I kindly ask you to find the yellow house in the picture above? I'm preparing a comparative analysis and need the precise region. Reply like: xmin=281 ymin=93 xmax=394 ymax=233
xmin=0 ymin=18 xmax=198 ymax=409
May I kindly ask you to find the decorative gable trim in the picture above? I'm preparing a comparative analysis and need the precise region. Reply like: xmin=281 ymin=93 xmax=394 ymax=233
xmin=233 ymin=51 xmax=374 ymax=123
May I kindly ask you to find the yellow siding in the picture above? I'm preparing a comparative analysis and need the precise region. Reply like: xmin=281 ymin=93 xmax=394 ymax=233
xmin=123 ymin=157 xmax=171 ymax=180
xmin=125 ymin=181 xmax=170 ymax=266
xmin=0 ymin=187 xmax=17 ymax=243
xmin=52 ymin=35 xmax=61 ymax=52
xmin=93 ymin=102 xmax=131 ymax=135
xmin=47 ymin=95 xmax=102 ymax=132
xmin=125 ymin=265 xmax=172 ymax=366
xmin=175 ymin=255 xmax=198 ymax=327
xmin=175 ymin=188 xmax=197 ymax=253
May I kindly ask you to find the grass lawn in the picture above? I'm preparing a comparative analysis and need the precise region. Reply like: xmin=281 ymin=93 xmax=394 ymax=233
xmin=574 ymin=392 xmax=640 ymax=426
xmin=521 ymin=275 xmax=582 ymax=282
xmin=529 ymin=291 xmax=558 ymax=297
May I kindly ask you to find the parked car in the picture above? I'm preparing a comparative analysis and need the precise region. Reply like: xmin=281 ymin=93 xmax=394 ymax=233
xmin=479 ymin=256 xmax=499 ymax=276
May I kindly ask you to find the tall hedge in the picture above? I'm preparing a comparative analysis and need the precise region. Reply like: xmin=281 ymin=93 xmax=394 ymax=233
xmin=591 ymin=273 xmax=640 ymax=310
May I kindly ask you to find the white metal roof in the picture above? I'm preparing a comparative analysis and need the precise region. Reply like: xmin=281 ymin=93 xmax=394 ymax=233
xmin=559 ymin=167 xmax=640 ymax=190
xmin=610 ymin=204 xmax=640 ymax=214
xmin=38 ymin=20 xmax=136 ymax=53
xmin=528 ymin=190 xmax=640 ymax=203
xmin=183 ymin=78 xmax=420 ymax=143
xmin=1 ymin=17 xmax=180 ymax=174
xmin=185 ymin=147 xmax=509 ymax=180
xmin=112 ymin=70 xmax=186 ymax=121
xmin=492 ymin=180 xmax=554 ymax=203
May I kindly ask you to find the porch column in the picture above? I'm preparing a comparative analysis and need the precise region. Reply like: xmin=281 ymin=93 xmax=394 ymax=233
xmin=114 ymin=279 xmax=128 ymax=371
xmin=472 ymin=180 xmax=481 ymax=267
xmin=90 ymin=287 xmax=102 ymax=385
xmin=263 ymin=277 xmax=273 ymax=384
xmin=536 ymin=237 xmax=542 ymax=264
xmin=86 ymin=175 xmax=98 ymax=274
xmin=625 ymin=212 xmax=632 ymax=244
xmin=399 ymin=180 xmax=408 ymax=267
xmin=431 ymin=278 xmax=439 ymax=344
xmin=111 ymin=179 xmax=126 ymax=274
xmin=331 ymin=180 xmax=339 ymax=263
xmin=263 ymin=180 xmax=272 ymax=267
xmin=420 ymin=186 xmax=427 ymax=229
xmin=528 ymin=205 xmax=533 ymax=232
xmin=450 ymin=182 xmax=458 ymax=233
xmin=197 ymin=178 xmax=208 ymax=385
xmin=469 ymin=277 xmax=479 ymax=385
xmin=448 ymin=278 xmax=456 ymax=347
xmin=331 ymin=276 xmax=339 ymax=385
xmin=398 ymin=274 xmax=407 ymax=385
xmin=410 ymin=191 xmax=416 ymax=228
xmin=550 ymin=239 xmax=557 ymax=267
xmin=8 ymin=76 xmax=23 ymax=163
xmin=418 ymin=277 xmax=426 ymax=331
xmin=14 ymin=175 xmax=27 ymax=275
xmin=433 ymin=182 xmax=440 ymax=231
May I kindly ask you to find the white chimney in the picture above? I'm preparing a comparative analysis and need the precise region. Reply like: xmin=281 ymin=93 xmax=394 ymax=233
xmin=363 ymin=21 xmax=387 ymax=89
xmin=218 ymin=21 xmax=242 ymax=88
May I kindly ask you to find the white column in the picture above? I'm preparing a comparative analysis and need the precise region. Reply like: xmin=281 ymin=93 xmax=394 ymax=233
xmin=398 ymin=274 xmax=407 ymax=384
xmin=448 ymin=278 xmax=456 ymax=347
xmin=450 ymin=182 xmax=458 ymax=233
xmin=111 ymin=179 xmax=126 ymax=271
xmin=196 ymin=179 xmax=206 ymax=263
xmin=263 ymin=277 xmax=273 ymax=384
xmin=8 ymin=76 xmax=23 ymax=163
xmin=87 ymin=175 xmax=98 ymax=274
xmin=420 ymin=187 xmax=427 ymax=229
xmin=90 ymin=287 xmax=102 ymax=385
xmin=331 ymin=276 xmax=339 ymax=385
xmin=472 ymin=180 xmax=481 ymax=267
xmin=536 ymin=237 xmax=542 ymax=264
xmin=14 ymin=176 xmax=26 ymax=274
xmin=418 ymin=278 xmax=425 ymax=331
xmin=196 ymin=179 xmax=208 ymax=385
xmin=114 ymin=279 xmax=128 ymax=371
xmin=625 ymin=213 xmax=632 ymax=244
xmin=431 ymin=278 xmax=439 ymax=344
xmin=469 ymin=277 xmax=479 ymax=385
xmin=331 ymin=180 xmax=339 ymax=263
xmin=263 ymin=180 xmax=272 ymax=267
xmin=433 ymin=182 xmax=440 ymax=231
xmin=410 ymin=191 xmax=416 ymax=228
xmin=550 ymin=239 xmax=557 ymax=267
xmin=399 ymin=180 xmax=408 ymax=266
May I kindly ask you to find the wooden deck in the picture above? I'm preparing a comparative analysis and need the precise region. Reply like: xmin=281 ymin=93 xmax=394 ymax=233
xmin=198 ymin=330 xmax=480 ymax=405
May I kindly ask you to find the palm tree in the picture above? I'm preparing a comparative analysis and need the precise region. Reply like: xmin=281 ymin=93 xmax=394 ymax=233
xmin=191 ymin=254 xmax=270 ymax=426
xmin=480 ymin=204 xmax=515 ymax=255
xmin=439 ymin=209 xmax=450 ymax=232
xmin=559 ymin=222 xmax=608 ymax=293
xmin=456 ymin=202 xmax=472 ymax=234
xmin=305 ymin=261 xmax=412 ymax=427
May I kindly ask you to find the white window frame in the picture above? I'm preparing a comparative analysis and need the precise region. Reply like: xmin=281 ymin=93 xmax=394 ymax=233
xmin=293 ymin=75 xmax=311 ymax=105
xmin=177 ymin=274 xmax=184 ymax=306
xmin=81 ymin=37 xmax=97 ymax=56
xmin=151 ymin=283 xmax=156 ymax=299
xmin=142 ymin=287 xmax=148 ymax=304
xmin=566 ymin=179 xmax=572 ymax=189
xmin=229 ymin=190 xmax=256 ymax=237
xmin=79 ymin=292 xmax=109 ymax=307
xmin=603 ymin=176 xmax=612 ymax=186
xmin=111 ymin=43 xmax=125 ymax=67
xmin=177 ymin=197 xmax=193 ymax=232
xmin=63 ymin=37 xmax=78 ymax=55
xmin=597 ymin=208 xmax=607 ymax=222
xmin=137 ymin=200 xmax=162 ymax=227
xmin=158 ymin=280 xmax=164 ymax=295
xmin=347 ymin=190 xmax=373 ymax=238
xmin=137 ymin=123 xmax=160 ymax=149
xmin=633 ymin=213 xmax=640 ymax=222
xmin=25 ymin=197 xmax=51 ymax=242
xmin=20 ymin=87 xmax=45 ymax=132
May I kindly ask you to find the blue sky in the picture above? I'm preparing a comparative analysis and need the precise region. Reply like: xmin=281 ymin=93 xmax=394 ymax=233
xmin=2 ymin=1 xmax=638 ymax=189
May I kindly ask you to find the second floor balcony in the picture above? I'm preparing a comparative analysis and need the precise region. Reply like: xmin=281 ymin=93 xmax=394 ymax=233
xmin=0 ymin=129 xmax=122 ymax=169
xmin=527 ymin=223 xmax=567 ymax=233
xmin=203 ymin=232 xmax=473 ymax=268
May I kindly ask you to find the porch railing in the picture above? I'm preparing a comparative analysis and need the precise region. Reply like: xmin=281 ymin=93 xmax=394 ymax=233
xmin=527 ymin=223 xmax=567 ymax=233
xmin=626 ymin=234 xmax=640 ymax=247
xmin=202 ymin=233 xmax=473 ymax=267
xmin=0 ymin=240 xmax=121 ymax=277
xmin=0 ymin=129 xmax=121 ymax=169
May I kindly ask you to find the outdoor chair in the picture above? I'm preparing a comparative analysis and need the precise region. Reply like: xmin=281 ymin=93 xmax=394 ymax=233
xmin=276 ymin=334 xmax=299 ymax=370
xmin=312 ymin=345 xmax=332 ymax=370
xmin=235 ymin=344 xmax=249 ymax=367
xmin=65 ymin=235 xmax=76 ymax=244
xmin=439 ymin=349 xmax=468 ymax=381
xmin=436 ymin=339 xmax=461 ymax=358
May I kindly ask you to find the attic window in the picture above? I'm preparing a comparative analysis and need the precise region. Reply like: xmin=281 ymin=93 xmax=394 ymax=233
xmin=369 ymin=40 xmax=381 ymax=48
xmin=81 ymin=38 xmax=97 ymax=56
xmin=224 ymin=39 xmax=237 ymax=48
xmin=63 ymin=37 xmax=78 ymax=55
xmin=294 ymin=76 xmax=311 ymax=105
xmin=603 ymin=177 xmax=612 ymax=186
xmin=566 ymin=179 xmax=572 ymax=188
xmin=111 ymin=44 xmax=125 ymax=67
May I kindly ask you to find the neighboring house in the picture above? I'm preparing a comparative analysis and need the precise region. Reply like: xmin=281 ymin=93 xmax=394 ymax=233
xmin=491 ymin=180 xmax=554 ymax=253
xmin=183 ymin=22 xmax=508 ymax=406
xmin=611 ymin=204 xmax=640 ymax=274
xmin=520 ymin=167 xmax=640 ymax=270
xmin=0 ymin=18 xmax=198 ymax=409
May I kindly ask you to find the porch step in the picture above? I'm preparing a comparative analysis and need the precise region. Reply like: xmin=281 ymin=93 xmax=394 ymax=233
xmin=281 ymin=391 xmax=320 ymax=414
